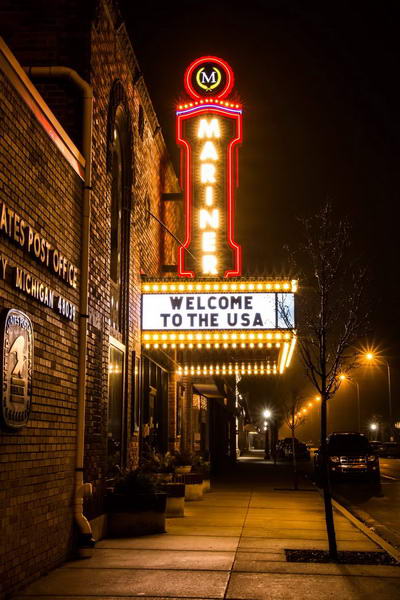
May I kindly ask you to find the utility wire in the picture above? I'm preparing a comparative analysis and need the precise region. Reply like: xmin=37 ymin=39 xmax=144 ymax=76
xmin=147 ymin=209 xmax=198 ymax=263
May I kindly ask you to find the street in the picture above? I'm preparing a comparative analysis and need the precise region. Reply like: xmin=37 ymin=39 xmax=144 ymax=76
xmin=332 ymin=459 xmax=400 ymax=549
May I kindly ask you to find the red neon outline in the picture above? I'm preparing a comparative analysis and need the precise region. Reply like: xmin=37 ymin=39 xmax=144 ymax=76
xmin=176 ymin=105 xmax=242 ymax=278
xmin=176 ymin=114 xmax=195 ymax=277
xmin=225 ymin=111 xmax=242 ymax=277
xmin=184 ymin=56 xmax=234 ymax=100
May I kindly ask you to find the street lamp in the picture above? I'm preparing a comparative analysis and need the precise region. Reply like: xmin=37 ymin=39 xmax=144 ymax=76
xmin=263 ymin=409 xmax=272 ymax=459
xmin=364 ymin=352 xmax=393 ymax=440
xmin=369 ymin=422 xmax=378 ymax=441
xmin=339 ymin=374 xmax=361 ymax=432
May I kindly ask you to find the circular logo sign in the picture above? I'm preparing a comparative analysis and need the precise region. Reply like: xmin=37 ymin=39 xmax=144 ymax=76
xmin=184 ymin=56 xmax=234 ymax=100
xmin=0 ymin=309 xmax=33 ymax=430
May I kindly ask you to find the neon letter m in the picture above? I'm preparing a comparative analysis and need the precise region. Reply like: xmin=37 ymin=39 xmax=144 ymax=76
xmin=201 ymin=71 xmax=217 ymax=84
xmin=198 ymin=118 xmax=221 ymax=139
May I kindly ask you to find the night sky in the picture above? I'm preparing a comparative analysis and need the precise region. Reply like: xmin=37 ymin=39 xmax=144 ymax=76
xmin=122 ymin=1 xmax=400 ymax=440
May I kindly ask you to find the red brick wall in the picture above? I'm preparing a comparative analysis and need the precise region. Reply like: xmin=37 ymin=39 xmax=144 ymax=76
xmin=0 ymin=68 xmax=82 ymax=595
xmin=84 ymin=0 xmax=181 ymax=515
xmin=0 ymin=1 xmax=182 ymax=596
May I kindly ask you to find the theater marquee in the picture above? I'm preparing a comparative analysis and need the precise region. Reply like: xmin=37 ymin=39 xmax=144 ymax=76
xmin=142 ymin=291 xmax=294 ymax=331
xmin=141 ymin=57 xmax=298 ymax=377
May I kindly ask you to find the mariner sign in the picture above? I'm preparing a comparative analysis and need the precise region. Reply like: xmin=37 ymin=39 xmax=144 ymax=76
xmin=177 ymin=56 xmax=242 ymax=278
xmin=142 ymin=292 xmax=294 ymax=331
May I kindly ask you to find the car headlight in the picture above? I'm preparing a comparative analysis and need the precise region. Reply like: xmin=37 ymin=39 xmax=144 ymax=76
xmin=367 ymin=455 xmax=377 ymax=462
xmin=330 ymin=456 xmax=340 ymax=463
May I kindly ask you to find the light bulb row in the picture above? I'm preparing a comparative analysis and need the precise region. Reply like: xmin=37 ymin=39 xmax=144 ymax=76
xmin=144 ymin=341 xmax=282 ymax=350
xmin=177 ymin=362 xmax=278 ymax=377
xmin=142 ymin=280 xmax=297 ymax=293
xmin=178 ymin=99 xmax=241 ymax=109
xmin=142 ymin=331 xmax=293 ymax=342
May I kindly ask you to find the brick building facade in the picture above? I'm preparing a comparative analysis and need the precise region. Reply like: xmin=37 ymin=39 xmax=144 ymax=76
xmin=0 ymin=1 xmax=183 ymax=596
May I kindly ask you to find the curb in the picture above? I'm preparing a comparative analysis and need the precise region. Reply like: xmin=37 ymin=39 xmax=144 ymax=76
xmin=332 ymin=496 xmax=400 ymax=563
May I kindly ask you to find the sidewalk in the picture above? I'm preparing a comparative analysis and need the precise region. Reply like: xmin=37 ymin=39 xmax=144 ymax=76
xmin=14 ymin=455 xmax=400 ymax=600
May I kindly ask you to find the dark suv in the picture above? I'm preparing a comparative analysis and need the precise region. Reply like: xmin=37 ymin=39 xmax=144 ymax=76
xmin=314 ymin=432 xmax=380 ymax=483
xmin=276 ymin=438 xmax=310 ymax=460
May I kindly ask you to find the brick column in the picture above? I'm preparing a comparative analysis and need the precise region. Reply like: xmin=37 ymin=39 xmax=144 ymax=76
xmin=168 ymin=368 xmax=178 ymax=452
xmin=181 ymin=376 xmax=193 ymax=451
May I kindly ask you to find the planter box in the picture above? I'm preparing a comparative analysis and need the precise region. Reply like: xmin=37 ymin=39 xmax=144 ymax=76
xmin=107 ymin=492 xmax=167 ymax=537
xmin=159 ymin=483 xmax=185 ymax=517
xmin=153 ymin=472 xmax=174 ymax=483
xmin=202 ymin=478 xmax=211 ymax=493
xmin=175 ymin=473 xmax=204 ymax=501
xmin=175 ymin=465 xmax=192 ymax=474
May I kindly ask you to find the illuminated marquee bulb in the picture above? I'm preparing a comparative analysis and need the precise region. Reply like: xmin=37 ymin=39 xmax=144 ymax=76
xmin=202 ymin=255 xmax=218 ymax=274
xmin=200 ymin=208 xmax=219 ymax=229
xmin=205 ymin=186 xmax=213 ymax=206
xmin=200 ymin=163 xmax=216 ymax=183
xmin=200 ymin=141 xmax=218 ymax=161
xmin=198 ymin=118 xmax=221 ymax=138
xmin=202 ymin=231 xmax=217 ymax=252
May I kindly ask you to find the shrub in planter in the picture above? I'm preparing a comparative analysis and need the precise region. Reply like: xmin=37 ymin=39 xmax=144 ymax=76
xmin=107 ymin=470 xmax=167 ymax=537
xmin=159 ymin=482 xmax=185 ymax=517
xmin=192 ymin=455 xmax=211 ymax=492
xmin=175 ymin=473 xmax=204 ymax=501
xmin=141 ymin=445 xmax=175 ymax=482
xmin=173 ymin=449 xmax=194 ymax=473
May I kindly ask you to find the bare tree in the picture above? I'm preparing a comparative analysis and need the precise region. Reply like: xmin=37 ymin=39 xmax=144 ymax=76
xmin=280 ymin=203 xmax=368 ymax=560
xmin=282 ymin=392 xmax=306 ymax=490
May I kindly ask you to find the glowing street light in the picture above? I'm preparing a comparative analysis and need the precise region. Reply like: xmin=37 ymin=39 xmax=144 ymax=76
xmin=369 ymin=422 xmax=379 ymax=440
xmin=339 ymin=374 xmax=361 ymax=432
xmin=362 ymin=350 xmax=393 ymax=439
xmin=263 ymin=408 xmax=272 ymax=459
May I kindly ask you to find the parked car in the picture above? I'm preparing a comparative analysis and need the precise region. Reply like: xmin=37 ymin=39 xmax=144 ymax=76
xmin=369 ymin=441 xmax=400 ymax=458
xmin=381 ymin=442 xmax=400 ymax=458
xmin=314 ymin=432 xmax=380 ymax=483
xmin=369 ymin=441 xmax=386 ymax=456
xmin=276 ymin=438 xmax=310 ymax=460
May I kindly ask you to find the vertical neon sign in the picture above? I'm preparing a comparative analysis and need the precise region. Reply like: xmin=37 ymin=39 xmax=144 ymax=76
xmin=176 ymin=56 xmax=242 ymax=278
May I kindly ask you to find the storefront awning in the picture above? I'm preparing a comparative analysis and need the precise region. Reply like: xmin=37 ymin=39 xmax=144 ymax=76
xmin=193 ymin=382 xmax=223 ymax=399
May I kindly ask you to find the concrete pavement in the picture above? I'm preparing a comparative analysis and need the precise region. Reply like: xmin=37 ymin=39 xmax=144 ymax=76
xmin=14 ymin=454 xmax=400 ymax=600
xmin=332 ymin=457 xmax=400 ymax=551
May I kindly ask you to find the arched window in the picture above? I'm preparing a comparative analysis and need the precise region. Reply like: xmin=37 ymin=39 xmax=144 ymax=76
xmin=110 ymin=106 xmax=130 ymax=332
xmin=106 ymin=85 xmax=132 ymax=475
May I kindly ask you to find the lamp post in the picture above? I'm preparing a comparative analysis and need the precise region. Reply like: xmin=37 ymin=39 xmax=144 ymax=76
xmin=339 ymin=375 xmax=361 ymax=432
xmin=370 ymin=422 xmax=378 ymax=441
xmin=263 ymin=409 xmax=271 ymax=460
xmin=365 ymin=352 xmax=393 ymax=440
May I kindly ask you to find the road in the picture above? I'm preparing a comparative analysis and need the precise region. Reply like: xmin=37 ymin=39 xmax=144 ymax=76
xmin=332 ymin=458 xmax=400 ymax=549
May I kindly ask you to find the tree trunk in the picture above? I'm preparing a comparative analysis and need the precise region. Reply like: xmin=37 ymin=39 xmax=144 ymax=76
xmin=291 ymin=410 xmax=298 ymax=490
xmin=321 ymin=392 xmax=338 ymax=560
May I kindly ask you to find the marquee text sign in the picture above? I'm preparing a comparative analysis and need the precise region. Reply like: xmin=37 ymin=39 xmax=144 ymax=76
xmin=142 ymin=292 xmax=294 ymax=331
xmin=177 ymin=57 xmax=242 ymax=278
xmin=0 ymin=309 xmax=33 ymax=430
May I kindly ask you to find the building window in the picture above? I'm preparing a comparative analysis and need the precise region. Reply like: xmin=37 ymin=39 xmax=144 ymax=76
xmin=107 ymin=340 xmax=125 ymax=474
xmin=110 ymin=119 xmax=123 ymax=331
xmin=141 ymin=356 xmax=169 ymax=452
